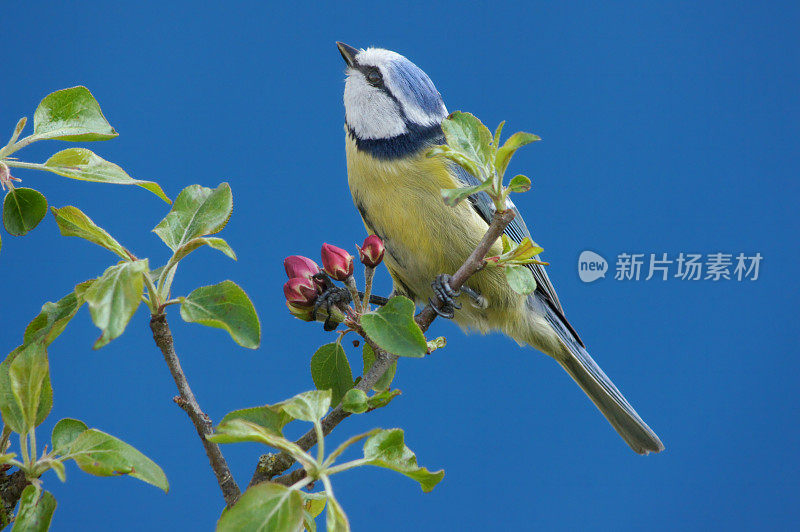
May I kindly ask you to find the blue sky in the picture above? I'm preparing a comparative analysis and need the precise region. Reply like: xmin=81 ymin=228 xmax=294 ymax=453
xmin=2 ymin=1 xmax=798 ymax=530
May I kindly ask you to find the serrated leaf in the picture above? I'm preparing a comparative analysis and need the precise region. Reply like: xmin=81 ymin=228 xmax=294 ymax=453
xmin=495 ymin=131 xmax=540 ymax=177
xmin=9 ymin=340 xmax=52 ymax=431
xmin=0 ymin=345 xmax=52 ymax=434
xmin=217 ymin=482 xmax=304 ymax=532
xmin=32 ymin=86 xmax=117 ymax=142
xmin=310 ymin=343 xmax=353 ymax=407
xmin=507 ymin=174 xmax=531 ymax=193
xmin=50 ymin=205 xmax=129 ymax=259
xmin=172 ymin=236 xmax=236 ymax=264
xmin=440 ymin=180 xmax=492 ymax=207
xmin=441 ymin=111 xmax=493 ymax=172
xmin=360 ymin=297 xmax=427 ymax=358
xmin=153 ymin=183 xmax=232 ymax=251
xmin=426 ymin=145 xmax=481 ymax=178
xmin=43 ymin=148 xmax=170 ymax=203
xmin=505 ymin=264 xmax=537 ymax=295
xmin=210 ymin=419 xmax=315 ymax=470
xmin=219 ymin=405 xmax=291 ymax=436
xmin=341 ymin=389 xmax=368 ymax=414
xmin=84 ymin=260 xmax=147 ymax=348
xmin=52 ymin=418 xmax=89 ymax=453
xmin=179 ymin=280 xmax=260 ymax=349
xmin=278 ymin=390 xmax=331 ymax=423
xmin=362 ymin=429 xmax=444 ymax=492
xmin=12 ymin=486 xmax=56 ymax=532
xmin=3 ymin=188 xmax=47 ymax=236
xmin=23 ymin=288 xmax=86 ymax=347
xmin=62 ymin=428 xmax=168 ymax=492
xmin=362 ymin=344 xmax=396 ymax=392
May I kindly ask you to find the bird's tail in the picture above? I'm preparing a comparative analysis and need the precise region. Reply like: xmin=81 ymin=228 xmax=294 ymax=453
xmin=535 ymin=301 xmax=665 ymax=455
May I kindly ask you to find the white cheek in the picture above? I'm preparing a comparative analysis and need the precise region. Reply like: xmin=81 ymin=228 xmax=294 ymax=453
xmin=344 ymin=75 xmax=407 ymax=140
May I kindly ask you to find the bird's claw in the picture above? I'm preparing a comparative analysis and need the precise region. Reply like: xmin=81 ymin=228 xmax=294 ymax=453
xmin=430 ymin=274 xmax=461 ymax=319
xmin=312 ymin=285 xmax=351 ymax=331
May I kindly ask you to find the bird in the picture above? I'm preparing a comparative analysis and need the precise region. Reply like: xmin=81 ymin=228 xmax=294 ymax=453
xmin=336 ymin=42 xmax=664 ymax=455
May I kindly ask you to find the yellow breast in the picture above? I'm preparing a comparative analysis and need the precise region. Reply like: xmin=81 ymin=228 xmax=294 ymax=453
xmin=345 ymin=133 xmax=499 ymax=301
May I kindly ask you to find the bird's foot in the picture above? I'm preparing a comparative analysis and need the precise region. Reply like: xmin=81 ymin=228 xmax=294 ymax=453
xmin=460 ymin=285 xmax=487 ymax=309
xmin=429 ymin=274 xmax=461 ymax=319
xmin=312 ymin=285 xmax=351 ymax=331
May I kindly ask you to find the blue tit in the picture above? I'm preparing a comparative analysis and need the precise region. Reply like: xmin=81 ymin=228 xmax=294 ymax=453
xmin=336 ymin=42 xmax=664 ymax=455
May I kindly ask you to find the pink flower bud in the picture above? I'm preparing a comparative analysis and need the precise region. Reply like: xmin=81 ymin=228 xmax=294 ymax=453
xmin=286 ymin=301 xmax=314 ymax=322
xmin=284 ymin=255 xmax=320 ymax=281
xmin=357 ymin=235 xmax=385 ymax=268
xmin=321 ymin=243 xmax=354 ymax=281
xmin=283 ymin=278 xmax=318 ymax=307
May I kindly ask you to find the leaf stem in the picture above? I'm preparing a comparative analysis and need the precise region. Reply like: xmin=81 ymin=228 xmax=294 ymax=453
xmin=324 ymin=458 xmax=370 ymax=477
xmin=314 ymin=421 xmax=325 ymax=466
xmin=28 ymin=430 xmax=36 ymax=464
xmin=289 ymin=476 xmax=313 ymax=491
xmin=2 ymin=160 xmax=45 ymax=171
xmin=18 ymin=434 xmax=29 ymax=469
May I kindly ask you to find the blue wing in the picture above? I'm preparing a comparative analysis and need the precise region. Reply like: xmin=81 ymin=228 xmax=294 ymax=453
xmin=452 ymin=164 xmax=585 ymax=347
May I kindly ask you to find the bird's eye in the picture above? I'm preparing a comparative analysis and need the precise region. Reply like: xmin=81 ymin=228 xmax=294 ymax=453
xmin=366 ymin=69 xmax=383 ymax=87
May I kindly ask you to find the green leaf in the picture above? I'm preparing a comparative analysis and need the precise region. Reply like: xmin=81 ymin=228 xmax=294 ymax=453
xmin=219 ymin=406 xmax=291 ymax=436
xmin=303 ymin=491 xmax=327 ymax=532
xmin=362 ymin=344 xmax=396 ymax=392
xmin=43 ymin=148 xmax=170 ymax=203
xmin=0 ymin=345 xmax=52 ymax=434
xmin=440 ymin=111 xmax=493 ymax=172
xmin=52 ymin=418 xmax=89 ymax=453
xmin=50 ymin=205 xmax=129 ymax=259
xmin=210 ymin=419 xmax=315 ymax=470
xmin=360 ymin=297 xmax=427 ymax=358
xmin=12 ymin=486 xmax=56 ymax=532
xmin=9 ymin=341 xmax=52 ymax=431
xmin=495 ymin=131 xmax=540 ymax=177
xmin=325 ymin=492 xmax=350 ymax=532
xmin=32 ymin=86 xmax=117 ymax=142
xmin=84 ymin=260 xmax=147 ymax=348
xmin=493 ymin=120 xmax=506 ymax=148
xmin=363 ymin=429 xmax=444 ymax=492
xmin=63 ymin=428 xmax=168 ymax=492
xmin=311 ymin=344 xmax=353 ymax=407
xmin=172 ymin=236 xmax=236 ymax=264
xmin=217 ymin=482 xmax=304 ymax=532
xmin=23 ymin=289 xmax=86 ymax=347
xmin=3 ymin=188 xmax=47 ymax=236
xmin=507 ymin=174 xmax=531 ymax=193
xmin=504 ymin=265 xmax=537 ymax=295
xmin=367 ymin=389 xmax=401 ymax=410
xmin=440 ymin=180 xmax=492 ymax=207
xmin=341 ymin=389 xmax=368 ymax=414
xmin=179 ymin=280 xmax=260 ymax=349
xmin=152 ymin=183 xmax=232 ymax=251
xmin=426 ymin=145 xmax=481 ymax=178
xmin=278 ymin=390 xmax=331 ymax=423
xmin=505 ymin=237 xmax=544 ymax=263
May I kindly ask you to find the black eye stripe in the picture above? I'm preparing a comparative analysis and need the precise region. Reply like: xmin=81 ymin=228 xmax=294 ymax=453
xmin=357 ymin=65 xmax=384 ymax=87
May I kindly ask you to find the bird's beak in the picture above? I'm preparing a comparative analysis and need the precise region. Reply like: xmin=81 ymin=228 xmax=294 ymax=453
xmin=336 ymin=42 xmax=358 ymax=67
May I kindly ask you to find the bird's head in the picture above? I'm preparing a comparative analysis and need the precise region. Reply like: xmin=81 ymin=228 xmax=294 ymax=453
xmin=337 ymin=42 xmax=447 ymax=142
